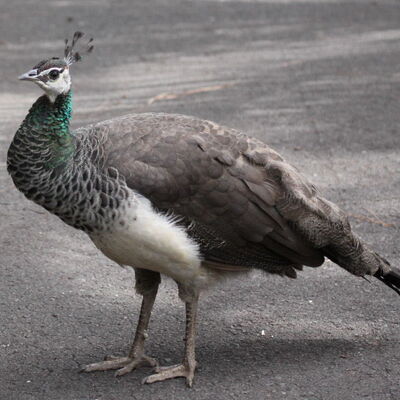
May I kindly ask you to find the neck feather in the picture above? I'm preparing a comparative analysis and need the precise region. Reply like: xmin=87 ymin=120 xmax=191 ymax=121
xmin=7 ymin=90 xmax=132 ymax=234
xmin=9 ymin=90 xmax=75 ymax=170
xmin=27 ymin=90 xmax=73 ymax=136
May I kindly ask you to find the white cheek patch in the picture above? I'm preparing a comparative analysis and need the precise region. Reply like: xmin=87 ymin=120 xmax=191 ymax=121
xmin=36 ymin=69 xmax=71 ymax=103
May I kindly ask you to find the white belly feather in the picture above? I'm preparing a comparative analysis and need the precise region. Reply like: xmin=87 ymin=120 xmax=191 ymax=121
xmin=89 ymin=194 xmax=213 ymax=287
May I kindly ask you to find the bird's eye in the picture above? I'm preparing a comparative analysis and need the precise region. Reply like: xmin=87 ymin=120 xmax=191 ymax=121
xmin=49 ymin=70 xmax=60 ymax=80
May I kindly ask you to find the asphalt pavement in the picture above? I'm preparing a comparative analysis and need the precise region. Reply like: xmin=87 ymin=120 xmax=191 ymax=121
xmin=0 ymin=1 xmax=399 ymax=399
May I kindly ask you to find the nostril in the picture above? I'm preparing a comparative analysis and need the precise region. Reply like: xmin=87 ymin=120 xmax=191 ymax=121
xmin=28 ymin=72 xmax=36 ymax=76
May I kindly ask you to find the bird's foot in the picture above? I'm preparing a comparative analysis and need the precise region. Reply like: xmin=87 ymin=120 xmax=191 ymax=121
xmin=142 ymin=361 xmax=197 ymax=387
xmin=82 ymin=354 xmax=158 ymax=377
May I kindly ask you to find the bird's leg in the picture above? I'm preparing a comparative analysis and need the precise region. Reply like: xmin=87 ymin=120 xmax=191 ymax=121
xmin=82 ymin=269 xmax=160 ymax=376
xmin=143 ymin=283 xmax=199 ymax=387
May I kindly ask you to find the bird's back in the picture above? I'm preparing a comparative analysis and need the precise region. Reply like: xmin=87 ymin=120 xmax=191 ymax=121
xmin=73 ymin=113 xmax=362 ymax=277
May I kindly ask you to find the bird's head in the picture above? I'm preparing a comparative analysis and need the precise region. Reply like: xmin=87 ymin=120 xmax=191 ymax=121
xmin=19 ymin=32 xmax=93 ymax=103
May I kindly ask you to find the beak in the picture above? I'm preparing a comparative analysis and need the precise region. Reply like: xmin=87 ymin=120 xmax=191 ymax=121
xmin=18 ymin=69 xmax=38 ymax=81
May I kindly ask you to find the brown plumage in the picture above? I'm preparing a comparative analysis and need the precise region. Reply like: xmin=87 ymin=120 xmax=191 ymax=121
xmin=81 ymin=112 xmax=389 ymax=278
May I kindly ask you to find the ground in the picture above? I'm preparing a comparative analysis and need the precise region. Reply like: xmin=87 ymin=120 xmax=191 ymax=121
xmin=0 ymin=1 xmax=399 ymax=399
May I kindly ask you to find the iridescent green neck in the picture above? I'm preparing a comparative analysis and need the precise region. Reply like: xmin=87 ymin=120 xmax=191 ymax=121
xmin=19 ymin=90 xmax=75 ymax=168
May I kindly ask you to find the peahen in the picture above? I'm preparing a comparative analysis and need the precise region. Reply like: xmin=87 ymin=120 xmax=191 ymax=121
xmin=7 ymin=32 xmax=400 ymax=387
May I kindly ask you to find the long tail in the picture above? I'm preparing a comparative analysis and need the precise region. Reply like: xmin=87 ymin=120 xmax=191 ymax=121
xmin=322 ymin=240 xmax=400 ymax=296
xmin=285 ymin=193 xmax=399 ymax=295
xmin=374 ymin=266 xmax=400 ymax=296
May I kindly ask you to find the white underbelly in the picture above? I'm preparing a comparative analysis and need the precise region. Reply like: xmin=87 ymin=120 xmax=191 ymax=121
xmin=89 ymin=195 xmax=210 ymax=286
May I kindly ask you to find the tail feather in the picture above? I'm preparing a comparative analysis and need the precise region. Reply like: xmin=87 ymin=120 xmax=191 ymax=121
xmin=324 ymin=242 xmax=400 ymax=296
xmin=374 ymin=267 xmax=400 ymax=296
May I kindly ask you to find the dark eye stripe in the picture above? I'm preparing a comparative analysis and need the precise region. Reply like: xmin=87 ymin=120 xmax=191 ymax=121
xmin=38 ymin=67 xmax=64 ymax=76
xmin=35 ymin=67 xmax=65 ymax=83
xmin=37 ymin=75 xmax=50 ymax=83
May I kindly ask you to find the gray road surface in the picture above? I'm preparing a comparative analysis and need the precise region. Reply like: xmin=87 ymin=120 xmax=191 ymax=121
xmin=1 ymin=1 xmax=399 ymax=399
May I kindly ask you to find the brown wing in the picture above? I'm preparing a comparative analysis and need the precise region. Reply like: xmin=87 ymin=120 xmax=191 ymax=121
xmin=85 ymin=113 xmax=325 ymax=274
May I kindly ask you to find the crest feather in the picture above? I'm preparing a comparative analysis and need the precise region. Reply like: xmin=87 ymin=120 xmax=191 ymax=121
xmin=64 ymin=31 xmax=94 ymax=66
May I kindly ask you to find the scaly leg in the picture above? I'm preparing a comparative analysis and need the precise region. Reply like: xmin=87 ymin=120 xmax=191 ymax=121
xmin=82 ymin=269 xmax=160 ymax=376
xmin=143 ymin=284 xmax=199 ymax=387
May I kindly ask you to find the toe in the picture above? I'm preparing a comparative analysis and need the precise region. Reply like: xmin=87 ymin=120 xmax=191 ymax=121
xmin=115 ymin=361 xmax=139 ymax=377
xmin=82 ymin=357 xmax=131 ymax=372
xmin=186 ymin=371 xmax=195 ymax=387
xmin=142 ymin=363 xmax=196 ymax=385
xmin=82 ymin=354 xmax=159 ymax=375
